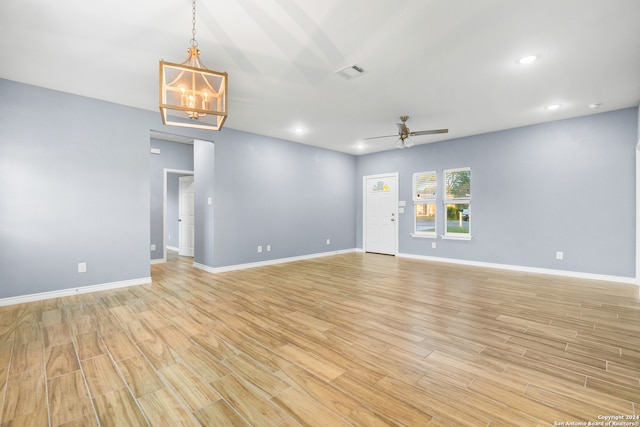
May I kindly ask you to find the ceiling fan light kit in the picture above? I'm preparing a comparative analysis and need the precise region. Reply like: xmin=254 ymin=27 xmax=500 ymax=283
xmin=396 ymin=138 xmax=414 ymax=149
xmin=365 ymin=115 xmax=448 ymax=148
xmin=159 ymin=0 xmax=228 ymax=131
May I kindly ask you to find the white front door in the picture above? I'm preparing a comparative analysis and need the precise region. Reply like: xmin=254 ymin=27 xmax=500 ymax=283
xmin=178 ymin=175 xmax=195 ymax=257
xmin=364 ymin=173 xmax=398 ymax=255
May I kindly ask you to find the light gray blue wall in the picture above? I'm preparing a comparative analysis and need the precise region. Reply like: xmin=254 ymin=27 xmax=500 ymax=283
xmin=356 ymin=107 xmax=638 ymax=277
xmin=195 ymin=130 xmax=357 ymax=268
xmin=149 ymin=139 xmax=193 ymax=260
xmin=0 ymin=79 xmax=155 ymax=298
xmin=0 ymin=79 xmax=357 ymax=298
xmin=194 ymin=140 xmax=215 ymax=265
xmin=1 ymin=78 xmax=635 ymax=301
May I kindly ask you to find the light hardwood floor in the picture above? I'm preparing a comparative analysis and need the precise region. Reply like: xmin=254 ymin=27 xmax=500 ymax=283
xmin=0 ymin=252 xmax=638 ymax=426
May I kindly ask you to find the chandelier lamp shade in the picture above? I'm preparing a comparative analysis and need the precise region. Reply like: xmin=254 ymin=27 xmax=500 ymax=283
xmin=159 ymin=0 xmax=227 ymax=131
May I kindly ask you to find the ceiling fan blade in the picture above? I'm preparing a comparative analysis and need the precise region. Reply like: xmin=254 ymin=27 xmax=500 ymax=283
xmin=410 ymin=129 xmax=449 ymax=136
xmin=365 ymin=116 xmax=448 ymax=145
xmin=363 ymin=134 xmax=400 ymax=140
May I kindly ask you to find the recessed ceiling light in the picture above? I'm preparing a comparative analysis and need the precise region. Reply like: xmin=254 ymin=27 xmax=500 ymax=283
xmin=517 ymin=55 xmax=538 ymax=64
xmin=588 ymin=103 xmax=601 ymax=110
xmin=546 ymin=104 xmax=561 ymax=111
xmin=293 ymin=127 xmax=304 ymax=134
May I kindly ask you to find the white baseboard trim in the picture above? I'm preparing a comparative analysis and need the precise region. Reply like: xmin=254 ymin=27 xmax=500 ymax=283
xmin=396 ymin=252 xmax=637 ymax=285
xmin=0 ymin=277 xmax=152 ymax=307
xmin=167 ymin=246 xmax=179 ymax=252
xmin=150 ymin=258 xmax=165 ymax=265
xmin=194 ymin=249 xmax=358 ymax=274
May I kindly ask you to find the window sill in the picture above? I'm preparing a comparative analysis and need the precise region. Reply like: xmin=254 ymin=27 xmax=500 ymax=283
xmin=411 ymin=233 xmax=437 ymax=239
xmin=442 ymin=234 xmax=472 ymax=241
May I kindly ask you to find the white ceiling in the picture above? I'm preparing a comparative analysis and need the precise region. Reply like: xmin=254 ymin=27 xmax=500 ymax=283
xmin=1 ymin=0 xmax=639 ymax=154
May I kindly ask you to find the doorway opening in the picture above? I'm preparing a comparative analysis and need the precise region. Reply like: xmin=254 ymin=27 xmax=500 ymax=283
xmin=162 ymin=169 xmax=194 ymax=263
xmin=178 ymin=175 xmax=195 ymax=257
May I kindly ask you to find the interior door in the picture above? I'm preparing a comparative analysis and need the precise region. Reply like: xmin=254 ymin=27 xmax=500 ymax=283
xmin=178 ymin=175 xmax=195 ymax=257
xmin=364 ymin=174 xmax=398 ymax=255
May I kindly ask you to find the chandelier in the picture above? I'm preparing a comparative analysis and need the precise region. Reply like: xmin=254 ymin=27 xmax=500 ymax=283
xmin=159 ymin=0 xmax=227 ymax=131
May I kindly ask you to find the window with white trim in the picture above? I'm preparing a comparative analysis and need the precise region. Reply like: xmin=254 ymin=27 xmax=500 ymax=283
xmin=412 ymin=171 xmax=437 ymax=237
xmin=444 ymin=167 xmax=471 ymax=238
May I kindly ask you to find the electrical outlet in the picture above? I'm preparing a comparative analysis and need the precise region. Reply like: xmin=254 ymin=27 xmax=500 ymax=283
xmin=556 ymin=251 xmax=564 ymax=260
xmin=78 ymin=262 xmax=87 ymax=273
xmin=326 ymin=238 xmax=331 ymax=245
xmin=257 ymin=245 xmax=262 ymax=253
xmin=432 ymin=242 xmax=436 ymax=249
xmin=150 ymin=244 xmax=156 ymax=251
xmin=267 ymin=245 xmax=271 ymax=252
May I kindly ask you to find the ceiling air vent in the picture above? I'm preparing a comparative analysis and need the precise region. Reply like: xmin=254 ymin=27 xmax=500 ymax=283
xmin=336 ymin=64 xmax=366 ymax=79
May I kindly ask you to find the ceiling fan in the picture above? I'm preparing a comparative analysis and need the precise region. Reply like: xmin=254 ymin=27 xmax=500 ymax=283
xmin=365 ymin=115 xmax=448 ymax=148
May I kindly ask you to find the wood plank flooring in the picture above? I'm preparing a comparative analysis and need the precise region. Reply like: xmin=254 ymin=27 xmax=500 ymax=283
xmin=0 ymin=252 xmax=638 ymax=426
